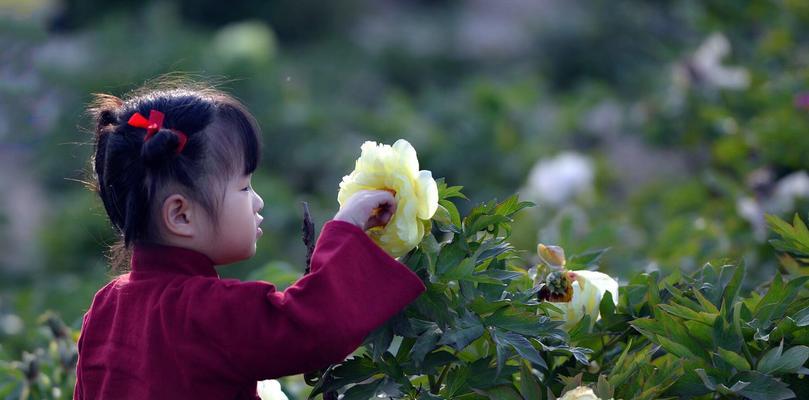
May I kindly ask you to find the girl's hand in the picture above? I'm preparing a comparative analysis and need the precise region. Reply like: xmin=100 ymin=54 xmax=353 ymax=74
xmin=334 ymin=190 xmax=397 ymax=231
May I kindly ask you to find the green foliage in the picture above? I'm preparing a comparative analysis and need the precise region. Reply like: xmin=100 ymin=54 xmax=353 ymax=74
xmin=3 ymin=1 xmax=809 ymax=398
xmin=307 ymin=188 xmax=577 ymax=399
xmin=301 ymin=188 xmax=809 ymax=399
xmin=767 ymin=214 xmax=809 ymax=274
xmin=0 ymin=313 xmax=77 ymax=399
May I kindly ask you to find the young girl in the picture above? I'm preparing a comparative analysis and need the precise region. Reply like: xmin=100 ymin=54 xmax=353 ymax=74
xmin=74 ymin=80 xmax=427 ymax=399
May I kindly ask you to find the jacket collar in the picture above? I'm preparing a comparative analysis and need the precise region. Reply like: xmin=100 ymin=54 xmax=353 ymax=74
xmin=130 ymin=242 xmax=218 ymax=278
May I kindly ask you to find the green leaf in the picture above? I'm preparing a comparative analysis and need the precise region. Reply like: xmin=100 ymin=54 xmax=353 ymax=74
xmin=443 ymin=364 xmax=471 ymax=398
xmin=694 ymin=368 xmax=717 ymax=391
xmin=437 ymin=179 xmax=468 ymax=201
xmin=315 ymin=356 xmax=377 ymax=394
xmin=438 ymin=310 xmax=485 ymax=351
xmin=439 ymin=199 xmax=463 ymax=227
xmin=342 ymin=377 xmax=403 ymax=400
xmin=734 ymin=371 xmax=797 ymax=400
xmin=758 ymin=341 xmax=809 ymax=375
xmin=432 ymin=204 xmax=453 ymax=225
xmin=481 ymin=384 xmax=523 ymax=400
xmin=437 ymin=241 xmax=469 ymax=276
xmin=413 ymin=351 xmax=457 ymax=376
xmin=493 ymin=194 xmax=534 ymax=217
xmin=468 ymin=270 xmax=522 ymax=285
xmin=716 ymin=347 xmax=751 ymax=371
xmin=792 ymin=306 xmax=809 ymax=327
xmin=340 ymin=379 xmax=381 ymax=400
xmin=467 ymin=357 xmax=518 ymax=390
xmin=364 ymin=323 xmax=393 ymax=361
xmin=444 ymin=257 xmax=477 ymax=280
xmin=469 ymin=298 xmax=512 ymax=315
xmin=658 ymin=303 xmax=716 ymax=326
xmin=490 ymin=328 xmax=547 ymax=370
xmin=657 ymin=334 xmax=700 ymax=360
xmin=410 ymin=325 xmax=442 ymax=367
xmin=413 ymin=285 xmax=457 ymax=326
xmin=567 ymin=248 xmax=610 ymax=267
xmin=465 ymin=214 xmax=511 ymax=236
xmin=518 ymin=360 xmax=542 ymax=400
xmin=594 ymin=374 xmax=614 ymax=400
xmin=793 ymin=213 xmax=809 ymax=246
xmin=474 ymin=240 xmax=514 ymax=263
xmin=693 ymin=287 xmax=721 ymax=314
xmin=485 ymin=306 xmax=550 ymax=337
xmin=721 ymin=264 xmax=745 ymax=319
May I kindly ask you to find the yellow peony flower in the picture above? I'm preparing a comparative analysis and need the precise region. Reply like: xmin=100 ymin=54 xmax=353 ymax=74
xmin=338 ymin=139 xmax=438 ymax=257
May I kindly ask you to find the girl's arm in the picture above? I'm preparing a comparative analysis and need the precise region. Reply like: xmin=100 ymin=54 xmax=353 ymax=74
xmin=178 ymin=219 xmax=426 ymax=382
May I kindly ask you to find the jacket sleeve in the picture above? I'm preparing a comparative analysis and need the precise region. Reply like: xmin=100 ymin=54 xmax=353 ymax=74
xmin=180 ymin=220 xmax=426 ymax=381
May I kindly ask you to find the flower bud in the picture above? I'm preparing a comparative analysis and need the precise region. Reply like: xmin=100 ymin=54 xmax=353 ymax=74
xmin=538 ymin=244 xmax=566 ymax=267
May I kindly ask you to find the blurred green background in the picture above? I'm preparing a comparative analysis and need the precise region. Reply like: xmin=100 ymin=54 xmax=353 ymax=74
xmin=0 ymin=0 xmax=808 ymax=393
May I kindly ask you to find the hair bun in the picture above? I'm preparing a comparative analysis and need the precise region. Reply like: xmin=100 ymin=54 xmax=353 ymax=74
xmin=141 ymin=128 xmax=182 ymax=167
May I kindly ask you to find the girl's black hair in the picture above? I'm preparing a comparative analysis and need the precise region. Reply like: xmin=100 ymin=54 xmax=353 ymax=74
xmin=86 ymin=77 xmax=261 ymax=272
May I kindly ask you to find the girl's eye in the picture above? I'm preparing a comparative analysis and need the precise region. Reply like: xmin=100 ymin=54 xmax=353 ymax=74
xmin=242 ymin=186 xmax=250 ymax=192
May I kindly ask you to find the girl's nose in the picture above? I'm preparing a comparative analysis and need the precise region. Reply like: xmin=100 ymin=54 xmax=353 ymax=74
xmin=253 ymin=191 xmax=264 ymax=212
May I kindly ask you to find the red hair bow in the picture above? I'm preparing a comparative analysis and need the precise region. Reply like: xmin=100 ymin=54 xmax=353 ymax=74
xmin=127 ymin=110 xmax=188 ymax=154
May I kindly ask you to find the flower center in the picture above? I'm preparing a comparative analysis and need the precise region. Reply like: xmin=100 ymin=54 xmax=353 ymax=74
xmin=538 ymin=270 xmax=574 ymax=302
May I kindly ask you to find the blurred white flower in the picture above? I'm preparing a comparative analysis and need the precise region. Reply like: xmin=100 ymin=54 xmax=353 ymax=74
xmin=737 ymin=171 xmax=809 ymax=242
xmin=210 ymin=21 xmax=277 ymax=67
xmin=687 ymin=32 xmax=750 ymax=90
xmin=736 ymin=196 xmax=767 ymax=242
xmin=0 ymin=314 xmax=23 ymax=335
xmin=559 ymin=386 xmax=604 ymax=400
xmin=522 ymin=152 xmax=594 ymax=207
xmin=257 ymin=379 xmax=288 ymax=400
xmin=769 ymin=171 xmax=809 ymax=214
xmin=549 ymin=270 xmax=619 ymax=330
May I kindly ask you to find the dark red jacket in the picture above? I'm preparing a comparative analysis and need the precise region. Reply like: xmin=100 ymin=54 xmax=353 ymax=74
xmin=73 ymin=220 xmax=426 ymax=399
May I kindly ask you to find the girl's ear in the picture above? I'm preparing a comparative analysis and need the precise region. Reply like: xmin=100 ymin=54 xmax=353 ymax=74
xmin=162 ymin=194 xmax=195 ymax=238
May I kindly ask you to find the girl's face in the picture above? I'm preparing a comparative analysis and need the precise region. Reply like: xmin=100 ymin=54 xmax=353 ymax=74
xmin=201 ymin=173 xmax=264 ymax=265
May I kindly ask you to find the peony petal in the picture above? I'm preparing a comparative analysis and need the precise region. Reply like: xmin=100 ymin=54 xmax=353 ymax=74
xmin=257 ymin=379 xmax=289 ymax=400
xmin=574 ymin=270 xmax=619 ymax=306
xmin=392 ymin=139 xmax=419 ymax=173
xmin=415 ymin=170 xmax=439 ymax=220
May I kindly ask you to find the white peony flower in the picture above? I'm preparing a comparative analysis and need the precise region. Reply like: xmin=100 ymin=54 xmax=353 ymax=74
xmin=522 ymin=152 xmax=594 ymax=207
xmin=689 ymin=32 xmax=750 ymax=90
xmin=257 ymin=379 xmax=289 ymax=400
xmin=338 ymin=139 xmax=438 ymax=257
xmin=548 ymin=270 xmax=619 ymax=330
xmin=770 ymin=171 xmax=809 ymax=214
xmin=559 ymin=386 xmax=605 ymax=400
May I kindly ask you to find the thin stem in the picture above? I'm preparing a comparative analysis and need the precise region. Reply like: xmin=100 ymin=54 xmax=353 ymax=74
xmin=431 ymin=364 xmax=452 ymax=394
